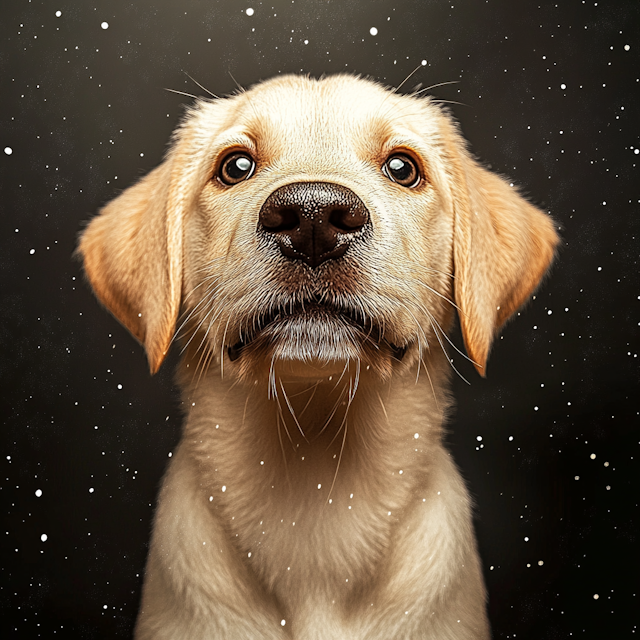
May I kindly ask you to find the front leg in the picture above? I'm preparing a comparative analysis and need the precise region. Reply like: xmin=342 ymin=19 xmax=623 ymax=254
xmin=354 ymin=449 xmax=490 ymax=640
xmin=135 ymin=445 xmax=286 ymax=640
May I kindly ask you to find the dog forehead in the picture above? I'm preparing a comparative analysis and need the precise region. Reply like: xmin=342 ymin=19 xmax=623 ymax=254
xmin=223 ymin=75 xmax=426 ymax=155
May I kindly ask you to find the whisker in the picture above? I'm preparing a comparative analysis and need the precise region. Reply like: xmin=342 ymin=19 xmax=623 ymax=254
xmin=432 ymin=99 xmax=469 ymax=107
xmin=274 ymin=387 xmax=296 ymax=452
xmin=326 ymin=360 xmax=359 ymax=503
xmin=298 ymin=381 xmax=320 ymax=417
xmin=164 ymin=88 xmax=199 ymax=100
xmin=279 ymin=380 xmax=309 ymax=443
xmin=426 ymin=315 xmax=470 ymax=385
xmin=376 ymin=391 xmax=389 ymax=423
xmin=412 ymin=80 xmax=460 ymax=96
xmin=393 ymin=62 xmax=427 ymax=93
xmin=275 ymin=410 xmax=290 ymax=484
xmin=228 ymin=70 xmax=245 ymax=93
xmin=316 ymin=384 xmax=349 ymax=440
xmin=219 ymin=316 xmax=232 ymax=379
xmin=183 ymin=71 xmax=220 ymax=99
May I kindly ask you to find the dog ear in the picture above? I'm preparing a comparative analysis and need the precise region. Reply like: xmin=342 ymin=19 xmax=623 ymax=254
xmin=78 ymin=157 xmax=185 ymax=374
xmin=451 ymin=150 xmax=559 ymax=376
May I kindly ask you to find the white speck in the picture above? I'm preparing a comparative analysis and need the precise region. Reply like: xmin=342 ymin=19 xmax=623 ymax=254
xmin=29 ymin=249 xmax=35 ymax=255
xmin=590 ymin=453 xmax=596 ymax=459
xmin=508 ymin=435 xmax=514 ymax=441
xmin=41 ymin=534 xmax=48 ymax=542
xmin=597 ymin=266 xmax=602 ymax=271
xmin=55 ymin=10 xmax=62 ymax=17
xmin=604 ymin=461 xmax=609 ymax=467
xmin=399 ymin=469 xmax=403 ymax=474
xmin=317 ymin=483 xmax=322 ymax=489
xmin=635 ymin=149 xmax=640 ymax=155
xmin=560 ymin=83 xmax=566 ymax=89
xmin=606 ymin=485 xmax=611 ymax=490
xmin=534 ymin=406 xmax=539 ymax=411
xmin=168 ymin=451 xmax=172 ymax=457
xmin=421 ymin=59 xmax=427 ymax=66
xmin=575 ymin=475 xmax=580 ymax=480
xmin=4 ymin=147 xmax=13 ymax=155
xmin=103 ymin=604 xmax=108 ymax=610
xmin=624 ymin=44 xmax=630 ymax=51
xmin=281 ymin=619 xmax=286 ymax=626
xmin=547 ymin=310 xmax=552 ymax=315
xmin=593 ymin=593 xmax=599 ymax=600
xmin=524 ymin=536 xmax=529 ymax=542
xmin=117 ymin=384 xmax=122 ymax=389
xmin=538 ymin=560 xmax=544 ymax=566
xmin=221 ymin=485 xmax=226 ymax=492
xmin=602 ymin=201 xmax=606 ymax=205
xmin=370 ymin=27 xmax=378 ymax=36
xmin=101 ymin=21 xmax=109 ymax=29
xmin=246 ymin=7 xmax=254 ymax=16
xmin=89 ymin=487 xmax=94 ymax=493
xmin=35 ymin=489 xmax=42 ymax=497
xmin=414 ymin=433 xmax=419 ymax=439
xmin=209 ymin=496 xmax=213 ymax=501
xmin=476 ymin=435 xmax=483 ymax=441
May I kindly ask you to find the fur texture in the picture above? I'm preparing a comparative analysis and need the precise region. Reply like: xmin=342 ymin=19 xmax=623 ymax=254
xmin=79 ymin=74 xmax=558 ymax=639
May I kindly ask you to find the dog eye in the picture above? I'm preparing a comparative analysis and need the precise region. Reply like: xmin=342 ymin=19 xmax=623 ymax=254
xmin=382 ymin=154 xmax=420 ymax=188
xmin=219 ymin=152 xmax=256 ymax=185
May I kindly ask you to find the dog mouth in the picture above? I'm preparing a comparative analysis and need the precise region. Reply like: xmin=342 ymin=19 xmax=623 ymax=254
xmin=227 ymin=303 xmax=407 ymax=364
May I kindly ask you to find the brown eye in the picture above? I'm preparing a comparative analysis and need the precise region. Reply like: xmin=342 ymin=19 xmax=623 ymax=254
xmin=383 ymin=154 xmax=420 ymax=188
xmin=219 ymin=152 xmax=255 ymax=185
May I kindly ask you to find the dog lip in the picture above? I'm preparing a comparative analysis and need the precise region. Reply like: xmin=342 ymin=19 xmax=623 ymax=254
xmin=226 ymin=304 xmax=408 ymax=362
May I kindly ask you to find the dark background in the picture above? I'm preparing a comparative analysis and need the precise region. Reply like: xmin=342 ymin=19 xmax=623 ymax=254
xmin=1 ymin=0 xmax=638 ymax=638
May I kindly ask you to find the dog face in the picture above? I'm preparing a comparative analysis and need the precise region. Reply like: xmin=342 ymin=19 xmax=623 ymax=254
xmin=79 ymin=75 xmax=558 ymax=383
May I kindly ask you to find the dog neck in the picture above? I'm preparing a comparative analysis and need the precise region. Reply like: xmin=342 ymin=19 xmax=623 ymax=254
xmin=175 ymin=353 xmax=451 ymax=612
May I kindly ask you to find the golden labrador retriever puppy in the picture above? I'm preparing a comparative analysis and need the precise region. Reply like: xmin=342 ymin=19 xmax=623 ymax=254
xmin=79 ymin=74 xmax=558 ymax=639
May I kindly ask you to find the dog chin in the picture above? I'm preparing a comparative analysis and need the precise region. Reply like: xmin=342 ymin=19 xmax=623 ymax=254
xmin=228 ymin=312 xmax=401 ymax=382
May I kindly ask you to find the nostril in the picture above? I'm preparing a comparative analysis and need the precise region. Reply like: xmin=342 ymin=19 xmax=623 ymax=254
xmin=328 ymin=206 xmax=368 ymax=232
xmin=261 ymin=206 xmax=300 ymax=232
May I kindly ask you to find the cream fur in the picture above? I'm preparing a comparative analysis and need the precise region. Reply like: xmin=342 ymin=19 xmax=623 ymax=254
xmin=78 ymin=74 xmax=558 ymax=639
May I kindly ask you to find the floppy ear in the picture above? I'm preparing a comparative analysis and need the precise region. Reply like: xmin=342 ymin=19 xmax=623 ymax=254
xmin=78 ymin=158 xmax=184 ymax=374
xmin=452 ymin=151 xmax=559 ymax=376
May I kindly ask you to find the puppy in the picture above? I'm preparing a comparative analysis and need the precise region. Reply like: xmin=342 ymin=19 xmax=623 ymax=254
xmin=79 ymin=74 xmax=558 ymax=639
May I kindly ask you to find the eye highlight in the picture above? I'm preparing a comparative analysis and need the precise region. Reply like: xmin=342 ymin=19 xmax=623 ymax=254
xmin=382 ymin=154 xmax=420 ymax=188
xmin=219 ymin=152 xmax=256 ymax=185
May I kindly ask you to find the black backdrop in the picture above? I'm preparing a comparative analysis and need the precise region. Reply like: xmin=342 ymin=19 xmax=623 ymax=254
xmin=1 ymin=0 xmax=639 ymax=638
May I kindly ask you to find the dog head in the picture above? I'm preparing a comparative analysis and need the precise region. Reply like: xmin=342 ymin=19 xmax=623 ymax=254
xmin=78 ymin=75 xmax=558 ymax=382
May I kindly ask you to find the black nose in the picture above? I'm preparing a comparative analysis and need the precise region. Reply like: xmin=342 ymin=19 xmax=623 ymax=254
xmin=258 ymin=182 xmax=370 ymax=268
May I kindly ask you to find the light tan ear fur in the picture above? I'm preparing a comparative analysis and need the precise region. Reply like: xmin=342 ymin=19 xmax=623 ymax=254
xmin=78 ymin=160 xmax=182 ymax=374
xmin=449 ymin=138 xmax=559 ymax=375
